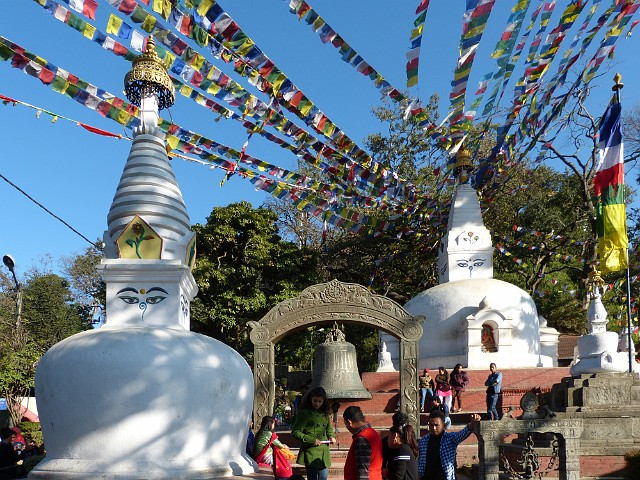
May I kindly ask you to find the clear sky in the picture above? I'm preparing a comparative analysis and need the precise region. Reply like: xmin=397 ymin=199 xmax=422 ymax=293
xmin=1 ymin=0 xmax=639 ymax=276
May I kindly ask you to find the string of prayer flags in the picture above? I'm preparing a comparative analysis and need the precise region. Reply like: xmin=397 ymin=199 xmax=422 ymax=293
xmin=0 ymin=36 xmax=440 ymax=229
xmin=60 ymin=0 xmax=98 ymax=19
xmin=287 ymin=0 xmax=405 ymax=102
xmin=406 ymin=0 xmax=430 ymax=88
xmin=0 ymin=91 xmax=123 ymax=138
xmin=449 ymin=0 xmax=496 ymax=128
xmin=81 ymin=0 xmax=424 ymax=205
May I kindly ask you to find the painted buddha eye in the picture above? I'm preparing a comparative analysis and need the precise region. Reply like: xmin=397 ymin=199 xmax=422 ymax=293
xmin=119 ymin=296 xmax=139 ymax=304
xmin=146 ymin=296 xmax=167 ymax=305
xmin=457 ymin=261 xmax=469 ymax=268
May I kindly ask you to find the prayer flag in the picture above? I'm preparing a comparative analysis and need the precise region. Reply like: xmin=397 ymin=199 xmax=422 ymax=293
xmin=595 ymin=96 xmax=628 ymax=273
xmin=106 ymin=14 xmax=123 ymax=36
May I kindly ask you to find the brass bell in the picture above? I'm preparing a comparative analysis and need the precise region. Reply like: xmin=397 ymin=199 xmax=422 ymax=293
xmin=310 ymin=324 xmax=372 ymax=400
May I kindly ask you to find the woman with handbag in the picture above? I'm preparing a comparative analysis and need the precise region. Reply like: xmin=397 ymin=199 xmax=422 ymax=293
xmin=254 ymin=416 xmax=292 ymax=480
xmin=291 ymin=386 xmax=336 ymax=480
xmin=434 ymin=366 xmax=453 ymax=411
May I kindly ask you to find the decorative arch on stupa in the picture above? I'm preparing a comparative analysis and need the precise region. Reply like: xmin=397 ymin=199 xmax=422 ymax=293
xmin=248 ymin=279 xmax=424 ymax=430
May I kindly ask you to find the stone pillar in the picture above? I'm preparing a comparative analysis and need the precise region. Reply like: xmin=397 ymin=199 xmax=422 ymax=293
xmin=561 ymin=437 xmax=581 ymax=480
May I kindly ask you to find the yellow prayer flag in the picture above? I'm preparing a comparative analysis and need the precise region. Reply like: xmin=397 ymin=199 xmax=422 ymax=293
xmin=107 ymin=14 xmax=123 ymax=36
xmin=207 ymin=83 xmax=221 ymax=95
xmin=196 ymin=0 xmax=215 ymax=17
xmin=117 ymin=109 xmax=130 ymax=126
xmin=142 ymin=14 xmax=157 ymax=33
xmin=237 ymin=38 xmax=255 ymax=56
xmin=166 ymin=135 xmax=180 ymax=151
xmin=163 ymin=51 xmax=176 ymax=70
xmin=191 ymin=53 xmax=205 ymax=71
xmin=180 ymin=84 xmax=193 ymax=97
xmin=83 ymin=24 xmax=96 ymax=40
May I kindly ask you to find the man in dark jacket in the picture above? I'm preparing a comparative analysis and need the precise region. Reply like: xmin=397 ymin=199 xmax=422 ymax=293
xmin=0 ymin=427 xmax=24 ymax=480
xmin=343 ymin=406 xmax=382 ymax=480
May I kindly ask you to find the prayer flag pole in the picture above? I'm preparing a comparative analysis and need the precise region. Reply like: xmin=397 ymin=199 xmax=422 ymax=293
xmin=611 ymin=73 xmax=634 ymax=373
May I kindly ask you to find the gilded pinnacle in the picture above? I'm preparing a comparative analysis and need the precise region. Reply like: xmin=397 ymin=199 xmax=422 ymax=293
xmin=124 ymin=35 xmax=175 ymax=110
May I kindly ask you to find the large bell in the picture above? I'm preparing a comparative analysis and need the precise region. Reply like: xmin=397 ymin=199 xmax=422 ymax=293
xmin=310 ymin=324 xmax=372 ymax=400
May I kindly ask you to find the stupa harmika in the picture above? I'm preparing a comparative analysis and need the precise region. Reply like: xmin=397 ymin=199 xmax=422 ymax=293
xmin=31 ymin=37 xmax=255 ymax=479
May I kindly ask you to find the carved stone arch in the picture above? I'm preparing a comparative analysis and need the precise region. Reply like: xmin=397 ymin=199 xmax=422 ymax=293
xmin=248 ymin=279 xmax=424 ymax=431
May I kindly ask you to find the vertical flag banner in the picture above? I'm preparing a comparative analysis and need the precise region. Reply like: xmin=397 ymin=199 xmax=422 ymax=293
xmin=595 ymin=96 xmax=628 ymax=273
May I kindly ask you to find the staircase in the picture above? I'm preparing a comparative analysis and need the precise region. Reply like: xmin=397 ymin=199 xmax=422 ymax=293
xmin=276 ymin=368 xmax=571 ymax=479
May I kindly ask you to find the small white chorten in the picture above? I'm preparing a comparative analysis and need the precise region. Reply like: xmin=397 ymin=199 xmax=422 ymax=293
xmin=376 ymin=341 xmax=396 ymax=372
xmin=31 ymin=37 xmax=255 ymax=479
xmin=570 ymin=268 xmax=636 ymax=375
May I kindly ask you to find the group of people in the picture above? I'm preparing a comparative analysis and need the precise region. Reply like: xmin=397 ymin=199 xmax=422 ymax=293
xmin=0 ymin=426 xmax=43 ymax=480
xmin=253 ymin=363 xmax=503 ymax=480
xmin=346 ymin=406 xmax=481 ymax=480
xmin=420 ymin=363 xmax=502 ymax=421
xmin=419 ymin=364 xmax=469 ymax=414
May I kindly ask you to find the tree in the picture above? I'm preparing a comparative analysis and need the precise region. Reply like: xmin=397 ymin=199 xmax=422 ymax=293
xmin=190 ymin=202 xmax=321 ymax=360
xmin=0 ymin=263 xmax=87 ymax=426
xmin=62 ymin=245 xmax=106 ymax=326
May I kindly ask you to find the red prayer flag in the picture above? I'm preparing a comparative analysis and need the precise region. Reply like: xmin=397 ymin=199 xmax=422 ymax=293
xmin=78 ymin=122 xmax=122 ymax=138
xmin=84 ymin=0 xmax=98 ymax=20
xmin=38 ymin=68 xmax=55 ymax=85
xmin=416 ymin=0 xmax=430 ymax=14
xmin=180 ymin=15 xmax=192 ymax=36
xmin=118 ymin=0 xmax=136 ymax=15
xmin=113 ymin=42 xmax=128 ymax=57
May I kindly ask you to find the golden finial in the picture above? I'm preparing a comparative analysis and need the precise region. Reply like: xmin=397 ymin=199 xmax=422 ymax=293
xmin=612 ymin=72 xmax=624 ymax=92
xmin=124 ymin=35 xmax=175 ymax=110
xmin=453 ymin=144 xmax=473 ymax=181
xmin=587 ymin=266 xmax=605 ymax=297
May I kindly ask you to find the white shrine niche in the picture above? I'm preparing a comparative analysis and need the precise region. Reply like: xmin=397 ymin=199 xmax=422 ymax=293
xmin=466 ymin=297 xmax=513 ymax=367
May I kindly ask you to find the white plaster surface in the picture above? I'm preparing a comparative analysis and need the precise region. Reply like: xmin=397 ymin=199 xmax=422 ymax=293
xmin=380 ymin=278 xmax=554 ymax=369
xmin=32 ymin=326 xmax=256 ymax=479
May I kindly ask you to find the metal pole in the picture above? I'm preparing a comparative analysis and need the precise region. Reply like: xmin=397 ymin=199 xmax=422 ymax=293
xmin=612 ymin=73 xmax=633 ymax=373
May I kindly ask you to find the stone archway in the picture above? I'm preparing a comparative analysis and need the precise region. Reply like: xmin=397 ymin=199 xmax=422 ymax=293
xmin=248 ymin=279 xmax=424 ymax=430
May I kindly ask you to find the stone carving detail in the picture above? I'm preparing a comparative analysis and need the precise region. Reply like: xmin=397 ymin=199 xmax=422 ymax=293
xmin=248 ymin=280 xmax=423 ymax=432
xmin=477 ymin=418 xmax=583 ymax=480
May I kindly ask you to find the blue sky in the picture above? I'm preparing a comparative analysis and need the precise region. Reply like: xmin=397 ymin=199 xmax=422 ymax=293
xmin=1 ymin=0 xmax=639 ymax=276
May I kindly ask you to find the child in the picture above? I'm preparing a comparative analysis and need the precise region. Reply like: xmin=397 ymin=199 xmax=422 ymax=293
xmin=386 ymin=423 xmax=419 ymax=480
xmin=291 ymin=386 xmax=337 ymax=480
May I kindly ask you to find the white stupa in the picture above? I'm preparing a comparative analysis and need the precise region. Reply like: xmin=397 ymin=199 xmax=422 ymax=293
xmin=570 ymin=268 xmax=637 ymax=375
xmin=31 ymin=37 xmax=255 ymax=479
xmin=380 ymin=147 xmax=559 ymax=370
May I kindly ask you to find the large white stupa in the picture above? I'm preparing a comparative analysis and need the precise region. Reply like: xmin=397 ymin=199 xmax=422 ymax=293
xmin=31 ymin=37 xmax=255 ymax=479
xmin=380 ymin=148 xmax=559 ymax=370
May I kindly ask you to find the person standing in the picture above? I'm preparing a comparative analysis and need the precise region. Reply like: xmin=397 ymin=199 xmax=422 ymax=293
xmin=291 ymin=386 xmax=336 ymax=480
xmin=484 ymin=362 xmax=502 ymax=420
xmin=417 ymin=411 xmax=481 ymax=480
xmin=381 ymin=412 xmax=409 ymax=476
xmin=343 ymin=406 xmax=383 ymax=480
xmin=418 ymin=369 xmax=434 ymax=412
xmin=449 ymin=364 xmax=469 ymax=413
xmin=434 ymin=367 xmax=452 ymax=411
xmin=385 ymin=423 xmax=419 ymax=480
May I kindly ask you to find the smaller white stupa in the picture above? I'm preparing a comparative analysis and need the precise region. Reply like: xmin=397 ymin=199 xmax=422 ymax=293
xmin=570 ymin=268 xmax=637 ymax=375
xmin=380 ymin=147 xmax=559 ymax=369
xmin=376 ymin=342 xmax=396 ymax=372
xmin=31 ymin=37 xmax=255 ymax=479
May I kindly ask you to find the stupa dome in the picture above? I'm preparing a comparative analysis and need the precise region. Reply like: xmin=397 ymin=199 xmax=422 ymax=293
xmin=405 ymin=278 xmax=550 ymax=369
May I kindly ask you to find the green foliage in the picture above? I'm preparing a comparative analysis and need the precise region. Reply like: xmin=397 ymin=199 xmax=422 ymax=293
xmin=191 ymin=202 xmax=321 ymax=359
xmin=62 ymin=245 xmax=105 ymax=326
xmin=21 ymin=273 xmax=86 ymax=352
xmin=18 ymin=421 xmax=43 ymax=445
xmin=483 ymin=164 xmax=593 ymax=333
